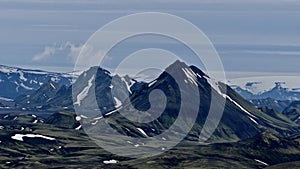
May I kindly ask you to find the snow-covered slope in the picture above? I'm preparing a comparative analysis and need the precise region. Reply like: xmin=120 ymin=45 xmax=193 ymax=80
xmin=228 ymin=76 xmax=300 ymax=100
xmin=0 ymin=65 xmax=76 ymax=99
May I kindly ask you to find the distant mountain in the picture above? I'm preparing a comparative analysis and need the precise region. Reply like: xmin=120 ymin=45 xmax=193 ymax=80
xmin=0 ymin=65 xmax=76 ymax=99
xmin=250 ymin=98 xmax=293 ymax=113
xmin=229 ymin=76 xmax=300 ymax=101
xmin=15 ymin=81 xmax=68 ymax=110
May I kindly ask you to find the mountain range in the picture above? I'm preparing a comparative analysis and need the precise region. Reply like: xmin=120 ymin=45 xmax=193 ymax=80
xmin=229 ymin=76 xmax=300 ymax=123
xmin=229 ymin=76 xmax=300 ymax=101
xmin=4 ymin=61 xmax=300 ymax=142
xmin=0 ymin=61 xmax=300 ymax=168
xmin=0 ymin=65 xmax=76 ymax=99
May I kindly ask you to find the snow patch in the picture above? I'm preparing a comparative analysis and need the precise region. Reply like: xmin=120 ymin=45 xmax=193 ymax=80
xmin=113 ymin=97 xmax=122 ymax=108
xmin=91 ymin=120 xmax=98 ymax=125
xmin=223 ymin=94 xmax=257 ymax=119
xmin=19 ymin=71 xmax=27 ymax=81
xmin=93 ymin=116 xmax=103 ymax=120
xmin=137 ymin=128 xmax=148 ymax=137
xmin=11 ymin=134 xmax=56 ymax=142
xmin=50 ymin=82 xmax=56 ymax=89
xmin=0 ymin=97 xmax=13 ymax=101
xmin=75 ymin=125 xmax=82 ymax=130
xmin=255 ymin=159 xmax=269 ymax=166
xmin=0 ymin=66 xmax=18 ymax=73
xmin=249 ymin=116 xmax=258 ymax=125
xmin=75 ymin=116 xmax=81 ymax=121
xmin=80 ymin=115 xmax=88 ymax=118
xmin=121 ymin=77 xmax=133 ymax=94
xmin=148 ymin=80 xmax=157 ymax=87
xmin=103 ymin=159 xmax=118 ymax=164
xmin=294 ymin=116 xmax=300 ymax=122
xmin=182 ymin=68 xmax=198 ymax=85
xmin=74 ymin=75 xmax=95 ymax=106
xmin=20 ymin=83 xmax=34 ymax=90
xmin=105 ymin=107 xmax=122 ymax=116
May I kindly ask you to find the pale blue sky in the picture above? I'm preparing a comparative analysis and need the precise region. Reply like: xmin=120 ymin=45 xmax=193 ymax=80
xmin=0 ymin=0 xmax=299 ymax=78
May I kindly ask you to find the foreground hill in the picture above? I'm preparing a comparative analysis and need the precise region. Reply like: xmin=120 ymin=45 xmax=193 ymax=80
xmin=0 ymin=111 xmax=300 ymax=168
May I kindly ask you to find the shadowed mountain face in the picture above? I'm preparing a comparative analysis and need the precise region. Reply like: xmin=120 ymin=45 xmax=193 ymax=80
xmin=13 ymin=81 xmax=73 ymax=111
xmin=283 ymin=101 xmax=300 ymax=125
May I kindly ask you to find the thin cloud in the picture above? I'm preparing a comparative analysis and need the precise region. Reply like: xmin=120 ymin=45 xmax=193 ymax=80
xmin=243 ymin=50 xmax=300 ymax=56
xmin=31 ymin=24 xmax=73 ymax=28
xmin=67 ymin=41 xmax=83 ymax=63
xmin=32 ymin=42 xmax=83 ymax=63
xmin=32 ymin=46 xmax=56 ymax=61
xmin=221 ymin=49 xmax=300 ymax=56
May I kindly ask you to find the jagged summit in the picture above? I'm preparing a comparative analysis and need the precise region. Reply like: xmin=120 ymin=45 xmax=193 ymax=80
xmin=165 ymin=60 xmax=189 ymax=71
xmin=165 ymin=60 xmax=208 ymax=81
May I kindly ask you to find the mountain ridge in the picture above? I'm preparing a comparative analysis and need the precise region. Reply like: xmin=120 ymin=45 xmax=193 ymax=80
xmin=2 ymin=61 xmax=300 ymax=143
xmin=0 ymin=64 xmax=77 ymax=99
xmin=229 ymin=76 xmax=300 ymax=101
